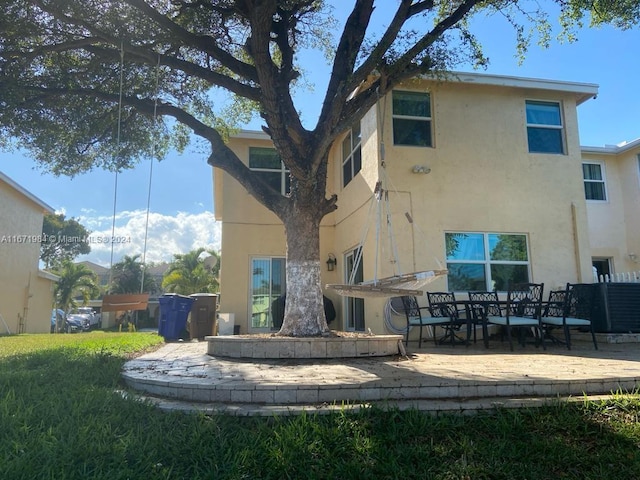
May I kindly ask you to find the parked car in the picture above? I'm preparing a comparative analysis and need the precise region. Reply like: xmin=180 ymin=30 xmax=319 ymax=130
xmin=69 ymin=307 xmax=101 ymax=330
xmin=65 ymin=309 xmax=91 ymax=333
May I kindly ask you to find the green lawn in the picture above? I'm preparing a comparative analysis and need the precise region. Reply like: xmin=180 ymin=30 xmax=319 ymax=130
xmin=1 ymin=332 xmax=640 ymax=479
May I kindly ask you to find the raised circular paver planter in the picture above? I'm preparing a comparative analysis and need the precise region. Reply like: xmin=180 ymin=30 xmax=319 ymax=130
xmin=206 ymin=334 xmax=403 ymax=359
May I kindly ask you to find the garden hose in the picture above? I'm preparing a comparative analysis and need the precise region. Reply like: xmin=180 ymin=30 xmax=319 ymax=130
xmin=383 ymin=297 xmax=409 ymax=335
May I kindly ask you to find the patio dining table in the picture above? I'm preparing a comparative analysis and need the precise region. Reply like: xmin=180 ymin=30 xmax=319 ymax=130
xmin=428 ymin=296 xmax=569 ymax=349
xmin=428 ymin=299 xmax=475 ymax=346
xmin=465 ymin=297 xmax=563 ymax=349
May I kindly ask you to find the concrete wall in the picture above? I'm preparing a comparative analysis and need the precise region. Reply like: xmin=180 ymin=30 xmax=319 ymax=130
xmin=0 ymin=177 xmax=55 ymax=333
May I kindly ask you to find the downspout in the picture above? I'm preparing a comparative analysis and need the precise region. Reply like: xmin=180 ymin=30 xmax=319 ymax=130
xmin=571 ymin=202 xmax=583 ymax=281
xmin=22 ymin=271 xmax=32 ymax=333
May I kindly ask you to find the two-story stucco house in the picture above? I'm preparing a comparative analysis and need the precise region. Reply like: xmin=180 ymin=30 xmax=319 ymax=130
xmin=581 ymin=139 xmax=640 ymax=279
xmin=0 ymin=171 xmax=58 ymax=334
xmin=212 ymin=71 xmax=634 ymax=339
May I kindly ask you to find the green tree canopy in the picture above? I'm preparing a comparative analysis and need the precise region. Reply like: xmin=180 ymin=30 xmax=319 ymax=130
xmin=53 ymin=260 xmax=99 ymax=314
xmin=162 ymin=248 xmax=220 ymax=295
xmin=1 ymin=1 xmax=637 ymax=336
xmin=110 ymin=254 xmax=156 ymax=294
xmin=40 ymin=213 xmax=91 ymax=269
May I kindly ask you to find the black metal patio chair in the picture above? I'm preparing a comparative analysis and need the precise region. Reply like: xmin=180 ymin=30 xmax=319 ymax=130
xmin=485 ymin=282 xmax=546 ymax=351
xmin=467 ymin=290 xmax=503 ymax=348
xmin=400 ymin=295 xmax=466 ymax=348
xmin=541 ymin=283 xmax=598 ymax=350
xmin=425 ymin=291 xmax=470 ymax=346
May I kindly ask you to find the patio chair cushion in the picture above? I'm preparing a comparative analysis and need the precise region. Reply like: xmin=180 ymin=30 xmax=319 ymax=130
xmin=407 ymin=316 xmax=451 ymax=326
xmin=541 ymin=316 xmax=591 ymax=327
xmin=486 ymin=315 xmax=540 ymax=327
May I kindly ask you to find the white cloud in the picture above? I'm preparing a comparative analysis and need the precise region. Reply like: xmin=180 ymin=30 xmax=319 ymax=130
xmin=75 ymin=210 xmax=221 ymax=266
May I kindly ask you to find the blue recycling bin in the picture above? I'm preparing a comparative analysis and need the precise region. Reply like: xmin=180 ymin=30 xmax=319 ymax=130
xmin=158 ymin=294 xmax=195 ymax=340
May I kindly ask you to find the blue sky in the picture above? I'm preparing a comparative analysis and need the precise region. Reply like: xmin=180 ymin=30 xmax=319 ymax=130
xmin=1 ymin=2 xmax=639 ymax=266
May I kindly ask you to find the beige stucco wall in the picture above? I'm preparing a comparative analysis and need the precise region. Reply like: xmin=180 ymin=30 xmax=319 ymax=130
xmin=215 ymin=76 xmax=597 ymax=336
xmin=214 ymin=136 xmax=339 ymax=333
xmin=583 ymin=145 xmax=640 ymax=275
xmin=621 ymin=148 xmax=640 ymax=266
xmin=0 ymin=179 xmax=55 ymax=334
xmin=331 ymin=79 xmax=593 ymax=335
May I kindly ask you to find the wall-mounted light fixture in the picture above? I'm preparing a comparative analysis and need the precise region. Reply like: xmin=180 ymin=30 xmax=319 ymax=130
xmin=412 ymin=165 xmax=431 ymax=174
xmin=326 ymin=253 xmax=337 ymax=271
xmin=629 ymin=253 xmax=638 ymax=263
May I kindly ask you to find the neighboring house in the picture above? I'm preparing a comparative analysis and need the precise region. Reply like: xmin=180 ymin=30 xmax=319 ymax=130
xmin=77 ymin=260 xmax=110 ymax=289
xmin=77 ymin=260 xmax=169 ymax=328
xmin=0 ymin=172 xmax=57 ymax=334
xmin=78 ymin=260 xmax=169 ymax=328
xmin=581 ymin=138 xmax=640 ymax=279
xmin=213 ymin=72 xmax=635 ymax=337
xmin=78 ymin=260 xmax=169 ymax=298
xmin=145 ymin=263 xmax=171 ymax=296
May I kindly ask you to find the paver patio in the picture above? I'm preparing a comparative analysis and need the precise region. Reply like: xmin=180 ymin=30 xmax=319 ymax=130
xmin=122 ymin=334 xmax=640 ymax=416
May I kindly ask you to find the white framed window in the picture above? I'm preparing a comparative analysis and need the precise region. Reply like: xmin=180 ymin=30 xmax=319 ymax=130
xmin=250 ymin=257 xmax=286 ymax=329
xmin=342 ymin=122 xmax=362 ymax=187
xmin=249 ymin=147 xmax=290 ymax=195
xmin=392 ymin=90 xmax=432 ymax=147
xmin=445 ymin=232 xmax=530 ymax=292
xmin=582 ymin=162 xmax=607 ymax=201
xmin=526 ymin=100 xmax=564 ymax=154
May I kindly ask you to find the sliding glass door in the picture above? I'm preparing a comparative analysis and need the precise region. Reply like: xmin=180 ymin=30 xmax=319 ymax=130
xmin=344 ymin=248 xmax=365 ymax=331
xmin=250 ymin=257 xmax=285 ymax=330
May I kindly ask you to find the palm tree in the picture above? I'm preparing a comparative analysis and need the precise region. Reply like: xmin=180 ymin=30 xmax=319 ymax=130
xmin=110 ymin=254 xmax=156 ymax=294
xmin=162 ymin=248 xmax=220 ymax=295
xmin=53 ymin=261 xmax=100 ymax=330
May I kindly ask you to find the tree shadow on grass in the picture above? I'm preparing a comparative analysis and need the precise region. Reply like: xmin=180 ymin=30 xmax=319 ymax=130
xmin=2 ymin=348 xmax=640 ymax=479
xmin=247 ymin=402 xmax=640 ymax=480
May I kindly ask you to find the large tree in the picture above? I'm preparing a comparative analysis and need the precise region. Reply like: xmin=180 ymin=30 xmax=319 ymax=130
xmin=41 ymin=213 xmax=91 ymax=269
xmin=0 ymin=1 xmax=637 ymax=336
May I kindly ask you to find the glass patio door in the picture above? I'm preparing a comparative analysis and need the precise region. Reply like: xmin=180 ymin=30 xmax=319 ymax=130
xmin=250 ymin=257 xmax=285 ymax=330
xmin=344 ymin=248 xmax=365 ymax=331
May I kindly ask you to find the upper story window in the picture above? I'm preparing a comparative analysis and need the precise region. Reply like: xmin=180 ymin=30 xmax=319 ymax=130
xmin=526 ymin=100 xmax=564 ymax=154
xmin=583 ymin=162 xmax=607 ymax=201
xmin=392 ymin=91 xmax=432 ymax=147
xmin=445 ymin=232 xmax=530 ymax=292
xmin=249 ymin=147 xmax=290 ymax=195
xmin=342 ymin=122 xmax=362 ymax=187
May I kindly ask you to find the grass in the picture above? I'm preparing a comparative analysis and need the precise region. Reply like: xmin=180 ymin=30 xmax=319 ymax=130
xmin=1 ymin=333 xmax=640 ymax=479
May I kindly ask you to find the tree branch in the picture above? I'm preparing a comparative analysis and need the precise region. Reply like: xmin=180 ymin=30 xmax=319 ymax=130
xmin=123 ymin=0 xmax=259 ymax=82
xmin=389 ymin=0 xmax=483 ymax=77
xmin=318 ymin=0 xmax=375 ymax=127
xmin=243 ymin=0 xmax=309 ymax=180
xmin=27 ymin=0 xmax=261 ymax=99
xmin=350 ymin=0 xmax=425 ymax=91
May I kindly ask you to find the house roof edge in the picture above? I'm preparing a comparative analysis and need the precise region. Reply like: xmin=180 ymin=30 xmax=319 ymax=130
xmin=0 ymin=171 xmax=55 ymax=213
xmin=581 ymin=138 xmax=640 ymax=155
xmin=420 ymin=71 xmax=599 ymax=105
